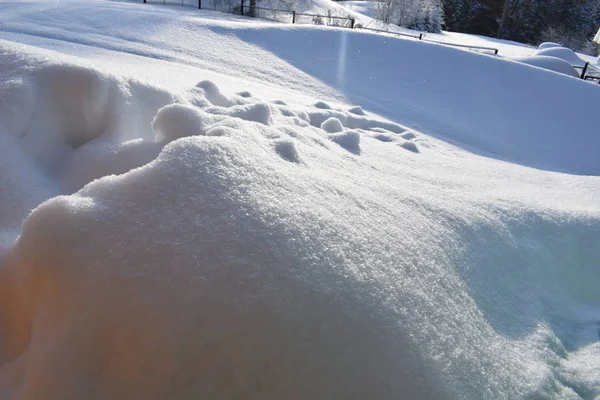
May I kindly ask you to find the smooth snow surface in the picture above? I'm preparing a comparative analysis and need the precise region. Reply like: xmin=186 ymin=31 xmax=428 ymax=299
xmin=1 ymin=1 xmax=600 ymax=399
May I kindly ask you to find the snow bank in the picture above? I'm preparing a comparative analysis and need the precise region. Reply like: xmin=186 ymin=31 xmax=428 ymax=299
xmin=510 ymin=55 xmax=580 ymax=78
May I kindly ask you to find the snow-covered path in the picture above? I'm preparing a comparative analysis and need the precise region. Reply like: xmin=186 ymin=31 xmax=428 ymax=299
xmin=1 ymin=1 xmax=599 ymax=399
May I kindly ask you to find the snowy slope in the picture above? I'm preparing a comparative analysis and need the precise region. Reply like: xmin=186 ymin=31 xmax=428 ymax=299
xmin=1 ymin=1 xmax=600 ymax=399
xmin=1 ymin=0 xmax=599 ymax=175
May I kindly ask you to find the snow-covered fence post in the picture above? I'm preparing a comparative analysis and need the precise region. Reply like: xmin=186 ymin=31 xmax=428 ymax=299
xmin=581 ymin=62 xmax=589 ymax=79
xmin=292 ymin=11 xmax=296 ymax=23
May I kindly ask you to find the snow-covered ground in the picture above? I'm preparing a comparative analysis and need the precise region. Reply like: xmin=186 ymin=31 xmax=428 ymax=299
xmin=1 ymin=0 xmax=599 ymax=399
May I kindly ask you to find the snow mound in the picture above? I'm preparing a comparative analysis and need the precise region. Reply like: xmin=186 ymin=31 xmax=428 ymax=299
xmin=314 ymin=100 xmax=332 ymax=109
xmin=0 ymin=48 xmax=456 ymax=399
xmin=321 ymin=116 xmax=344 ymax=133
xmin=152 ymin=104 xmax=214 ymax=142
xmin=510 ymin=56 xmax=580 ymax=78
xmin=371 ymin=133 xmax=395 ymax=142
xmin=196 ymin=80 xmax=236 ymax=107
xmin=328 ymin=130 xmax=360 ymax=154
xmin=307 ymin=108 xmax=405 ymax=134
xmin=533 ymin=47 xmax=584 ymax=66
xmin=348 ymin=105 xmax=366 ymax=115
xmin=207 ymin=102 xmax=274 ymax=125
xmin=272 ymin=138 xmax=301 ymax=162
xmin=538 ymin=42 xmax=562 ymax=50
xmin=401 ymin=131 xmax=417 ymax=140
xmin=62 ymin=138 xmax=162 ymax=193
xmin=399 ymin=140 xmax=419 ymax=153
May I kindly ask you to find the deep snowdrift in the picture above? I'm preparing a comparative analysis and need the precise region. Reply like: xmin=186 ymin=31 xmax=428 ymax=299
xmin=1 ymin=1 xmax=600 ymax=399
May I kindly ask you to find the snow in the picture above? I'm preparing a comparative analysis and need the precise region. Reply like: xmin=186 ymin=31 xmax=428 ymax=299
xmin=320 ymin=116 xmax=344 ymax=132
xmin=1 ymin=1 xmax=600 ymax=399
xmin=538 ymin=42 xmax=562 ymax=50
xmin=510 ymin=55 xmax=580 ymax=78
xmin=533 ymin=47 xmax=585 ymax=66
xmin=338 ymin=0 xmax=376 ymax=19
xmin=348 ymin=105 xmax=365 ymax=115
